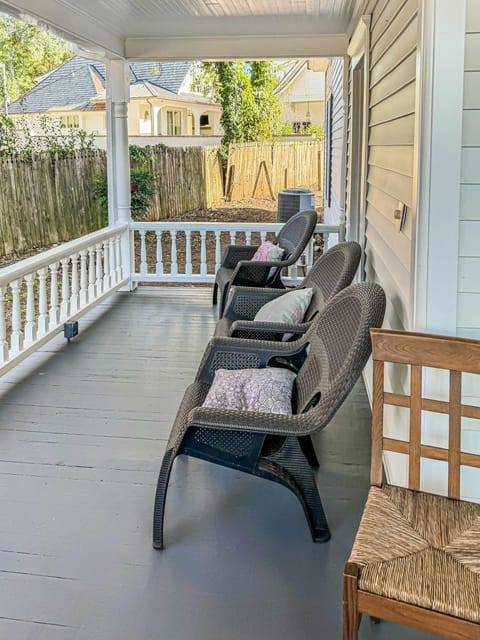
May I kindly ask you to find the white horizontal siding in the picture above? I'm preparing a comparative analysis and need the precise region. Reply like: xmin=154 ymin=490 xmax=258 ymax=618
xmin=458 ymin=0 xmax=480 ymax=343
xmin=457 ymin=0 xmax=480 ymax=503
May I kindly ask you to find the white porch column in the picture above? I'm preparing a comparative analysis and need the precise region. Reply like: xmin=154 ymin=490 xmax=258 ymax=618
xmin=193 ymin=111 xmax=202 ymax=136
xmin=105 ymin=58 xmax=132 ymax=286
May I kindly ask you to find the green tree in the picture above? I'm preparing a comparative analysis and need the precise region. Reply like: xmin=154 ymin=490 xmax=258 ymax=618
xmin=0 ymin=15 xmax=72 ymax=105
xmin=192 ymin=61 xmax=282 ymax=148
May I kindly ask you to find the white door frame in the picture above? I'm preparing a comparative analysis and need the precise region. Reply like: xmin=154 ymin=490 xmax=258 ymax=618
xmin=346 ymin=15 xmax=371 ymax=277
xmin=412 ymin=0 xmax=466 ymax=334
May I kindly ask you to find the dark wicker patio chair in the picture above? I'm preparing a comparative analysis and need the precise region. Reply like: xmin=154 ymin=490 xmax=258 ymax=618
xmin=153 ymin=282 xmax=386 ymax=549
xmin=343 ymin=329 xmax=480 ymax=640
xmin=212 ymin=209 xmax=317 ymax=317
xmin=215 ymin=241 xmax=361 ymax=340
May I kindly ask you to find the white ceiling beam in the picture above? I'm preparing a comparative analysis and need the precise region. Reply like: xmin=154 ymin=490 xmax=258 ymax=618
xmin=0 ymin=0 xmax=125 ymax=58
xmin=126 ymin=34 xmax=348 ymax=60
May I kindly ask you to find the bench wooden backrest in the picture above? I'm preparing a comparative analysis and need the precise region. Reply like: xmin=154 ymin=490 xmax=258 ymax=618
xmin=370 ymin=329 xmax=480 ymax=499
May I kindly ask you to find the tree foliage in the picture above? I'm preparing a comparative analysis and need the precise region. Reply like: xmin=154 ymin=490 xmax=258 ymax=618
xmin=0 ymin=15 xmax=73 ymax=105
xmin=192 ymin=61 xmax=282 ymax=149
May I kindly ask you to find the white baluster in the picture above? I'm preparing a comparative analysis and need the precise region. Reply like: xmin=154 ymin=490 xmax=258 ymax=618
xmin=260 ymin=231 xmax=267 ymax=243
xmin=60 ymin=258 xmax=70 ymax=321
xmin=155 ymin=231 xmax=163 ymax=275
xmin=290 ymin=263 xmax=298 ymax=282
xmin=140 ymin=230 xmax=147 ymax=276
xmin=49 ymin=263 xmax=59 ymax=329
xmin=109 ymin=238 xmax=117 ymax=285
xmin=115 ymin=234 xmax=122 ymax=281
xmin=70 ymin=254 xmax=79 ymax=314
xmin=185 ymin=231 xmax=192 ymax=276
xmin=95 ymin=244 xmax=103 ymax=296
xmin=9 ymin=279 xmax=23 ymax=354
xmin=229 ymin=231 xmax=236 ymax=245
xmin=37 ymin=267 xmax=48 ymax=336
xmin=323 ymin=232 xmax=330 ymax=252
xmin=170 ymin=230 xmax=177 ymax=276
xmin=79 ymin=250 xmax=88 ymax=307
xmin=246 ymin=231 xmax=252 ymax=245
xmin=102 ymin=241 xmax=110 ymax=291
xmin=0 ymin=285 xmax=9 ymax=363
xmin=214 ymin=231 xmax=221 ymax=273
xmin=200 ymin=230 xmax=207 ymax=277
xmin=24 ymin=273 xmax=37 ymax=344
xmin=88 ymin=248 xmax=96 ymax=302
xmin=306 ymin=239 xmax=314 ymax=272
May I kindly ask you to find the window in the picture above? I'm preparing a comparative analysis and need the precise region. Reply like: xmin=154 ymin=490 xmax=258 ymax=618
xmin=166 ymin=111 xmax=181 ymax=135
xmin=324 ymin=95 xmax=333 ymax=208
xmin=292 ymin=121 xmax=310 ymax=134
xmin=59 ymin=114 xmax=80 ymax=129
xmin=200 ymin=114 xmax=209 ymax=127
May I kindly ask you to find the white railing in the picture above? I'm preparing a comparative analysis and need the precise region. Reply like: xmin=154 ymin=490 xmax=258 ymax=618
xmin=130 ymin=222 xmax=342 ymax=284
xmin=0 ymin=224 xmax=128 ymax=376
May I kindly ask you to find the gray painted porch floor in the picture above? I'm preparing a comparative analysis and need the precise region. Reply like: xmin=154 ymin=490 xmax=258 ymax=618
xmin=0 ymin=288 xmax=436 ymax=640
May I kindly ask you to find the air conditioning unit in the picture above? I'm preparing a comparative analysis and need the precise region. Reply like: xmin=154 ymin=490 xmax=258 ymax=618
xmin=277 ymin=188 xmax=315 ymax=223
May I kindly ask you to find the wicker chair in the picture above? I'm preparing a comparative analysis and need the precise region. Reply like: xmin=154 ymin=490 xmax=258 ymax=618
xmin=343 ymin=329 xmax=480 ymax=640
xmin=153 ymin=282 xmax=386 ymax=549
xmin=214 ymin=241 xmax=361 ymax=340
xmin=212 ymin=209 xmax=317 ymax=317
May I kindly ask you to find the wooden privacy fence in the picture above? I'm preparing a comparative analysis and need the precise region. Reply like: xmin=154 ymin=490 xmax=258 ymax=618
xmin=0 ymin=151 xmax=105 ymax=258
xmin=225 ymin=140 xmax=323 ymax=201
xmin=0 ymin=141 xmax=323 ymax=258
xmin=143 ymin=145 xmax=224 ymax=221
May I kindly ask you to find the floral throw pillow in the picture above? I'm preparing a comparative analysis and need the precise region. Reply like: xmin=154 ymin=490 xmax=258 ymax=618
xmin=251 ymin=241 xmax=285 ymax=262
xmin=202 ymin=367 xmax=296 ymax=415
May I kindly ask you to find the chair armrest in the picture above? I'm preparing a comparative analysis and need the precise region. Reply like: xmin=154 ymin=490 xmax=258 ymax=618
xmin=223 ymin=286 xmax=288 ymax=321
xmin=230 ymin=320 xmax=310 ymax=339
xmin=221 ymin=245 xmax=258 ymax=269
xmin=195 ymin=335 xmax=306 ymax=384
xmin=187 ymin=406 xmax=307 ymax=437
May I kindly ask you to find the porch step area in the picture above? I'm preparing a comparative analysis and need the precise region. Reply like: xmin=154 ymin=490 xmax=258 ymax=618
xmin=0 ymin=287 xmax=435 ymax=640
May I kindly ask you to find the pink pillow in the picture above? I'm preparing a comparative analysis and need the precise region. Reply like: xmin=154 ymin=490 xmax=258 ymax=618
xmin=202 ymin=367 xmax=296 ymax=415
xmin=251 ymin=241 xmax=284 ymax=262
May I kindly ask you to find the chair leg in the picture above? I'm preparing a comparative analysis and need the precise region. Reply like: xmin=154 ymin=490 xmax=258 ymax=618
xmin=219 ymin=283 xmax=230 ymax=318
xmin=212 ymin=282 xmax=218 ymax=305
xmin=258 ymin=437 xmax=330 ymax=542
xmin=343 ymin=563 xmax=361 ymax=640
xmin=152 ymin=448 xmax=176 ymax=550
xmin=299 ymin=435 xmax=319 ymax=468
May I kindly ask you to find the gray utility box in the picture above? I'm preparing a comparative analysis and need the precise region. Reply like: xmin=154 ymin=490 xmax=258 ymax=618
xmin=277 ymin=188 xmax=315 ymax=223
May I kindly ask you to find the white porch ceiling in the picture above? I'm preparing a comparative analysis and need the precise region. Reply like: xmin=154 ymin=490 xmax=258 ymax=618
xmin=0 ymin=0 xmax=364 ymax=59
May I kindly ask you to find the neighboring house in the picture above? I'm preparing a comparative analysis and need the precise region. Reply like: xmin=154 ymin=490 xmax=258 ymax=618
xmin=6 ymin=56 xmax=222 ymax=144
xmin=275 ymin=59 xmax=327 ymax=133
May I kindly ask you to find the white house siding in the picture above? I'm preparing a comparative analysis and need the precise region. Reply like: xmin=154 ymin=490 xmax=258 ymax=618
xmin=323 ymin=57 xmax=346 ymax=227
xmin=457 ymin=0 xmax=480 ymax=503
xmin=362 ymin=0 xmax=419 ymax=334
xmin=458 ymin=0 xmax=480 ymax=341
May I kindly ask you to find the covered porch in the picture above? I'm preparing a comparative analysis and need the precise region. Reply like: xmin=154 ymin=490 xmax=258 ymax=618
xmin=0 ymin=288 xmax=431 ymax=640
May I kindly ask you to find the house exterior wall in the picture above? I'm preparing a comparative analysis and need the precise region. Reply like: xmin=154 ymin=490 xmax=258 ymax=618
xmin=458 ymin=0 xmax=480 ymax=341
xmin=279 ymin=65 xmax=326 ymax=129
xmin=323 ymin=57 xmax=346 ymax=227
xmin=361 ymin=0 xmax=419 ymax=334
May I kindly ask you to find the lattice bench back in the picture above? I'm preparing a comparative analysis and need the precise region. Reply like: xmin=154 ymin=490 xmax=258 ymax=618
xmin=370 ymin=329 xmax=480 ymax=499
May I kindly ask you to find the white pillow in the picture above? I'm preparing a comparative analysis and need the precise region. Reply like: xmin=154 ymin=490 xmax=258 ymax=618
xmin=254 ymin=287 xmax=313 ymax=325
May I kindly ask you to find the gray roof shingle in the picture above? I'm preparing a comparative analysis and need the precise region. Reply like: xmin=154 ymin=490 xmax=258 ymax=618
xmin=7 ymin=57 xmax=192 ymax=114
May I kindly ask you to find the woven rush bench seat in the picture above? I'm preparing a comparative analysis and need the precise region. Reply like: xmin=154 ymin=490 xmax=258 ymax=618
xmin=349 ymin=484 xmax=480 ymax=624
